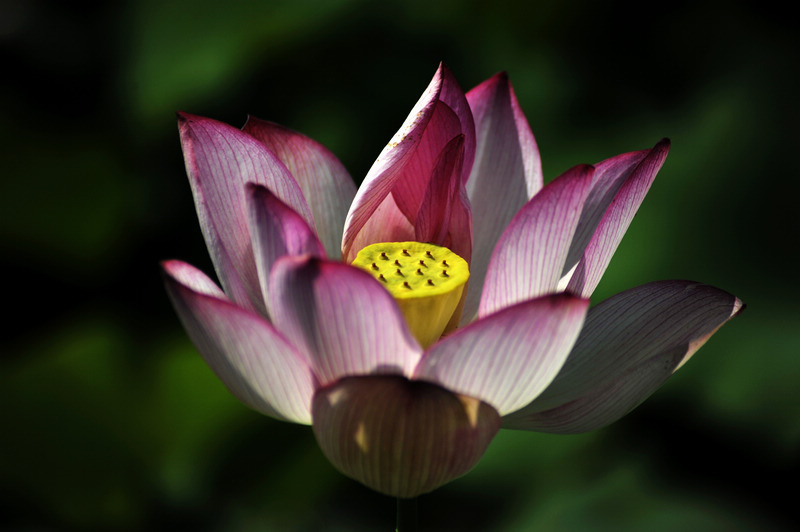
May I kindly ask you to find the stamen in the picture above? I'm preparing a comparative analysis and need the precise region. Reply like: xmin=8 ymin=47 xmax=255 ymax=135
xmin=402 ymin=249 xmax=410 ymax=256
xmin=416 ymin=269 xmax=422 ymax=275
xmin=396 ymin=268 xmax=403 ymax=276
xmin=426 ymin=251 xmax=434 ymax=258
xmin=442 ymin=270 xmax=449 ymax=277
xmin=394 ymin=259 xmax=402 ymax=266
xmin=403 ymin=281 xmax=411 ymax=288
xmin=442 ymin=260 xmax=448 ymax=267
xmin=378 ymin=274 xmax=386 ymax=282
xmin=427 ymin=279 xmax=434 ymax=286
xmin=380 ymin=252 xmax=388 ymax=260
xmin=371 ymin=263 xmax=379 ymax=270
xmin=419 ymin=259 xmax=426 ymax=266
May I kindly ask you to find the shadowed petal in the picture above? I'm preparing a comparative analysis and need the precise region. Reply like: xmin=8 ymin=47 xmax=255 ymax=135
xmin=342 ymin=64 xmax=475 ymax=262
xmin=162 ymin=260 xmax=316 ymax=424
xmin=243 ymin=117 xmax=356 ymax=259
xmin=479 ymin=164 xmax=594 ymax=317
xmin=565 ymin=139 xmax=670 ymax=297
xmin=502 ymin=281 xmax=744 ymax=432
xmin=247 ymin=184 xmax=325 ymax=319
xmin=415 ymin=293 xmax=589 ymax=416
xmin=463 ymin=72 xmax=542 ymax=322
xmin=178 ymin=113 xmax=313 ymax=313
xmin=268 ymin=256 xmax=423 ymax=385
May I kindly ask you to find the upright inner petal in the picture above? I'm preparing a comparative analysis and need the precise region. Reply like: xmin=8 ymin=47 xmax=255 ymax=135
xmin=352 ymin=241 xmax=469 ymax=348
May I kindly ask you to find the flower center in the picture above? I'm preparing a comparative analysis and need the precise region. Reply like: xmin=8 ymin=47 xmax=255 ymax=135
xmin=352 ymin=241 xmax=469 ymax=348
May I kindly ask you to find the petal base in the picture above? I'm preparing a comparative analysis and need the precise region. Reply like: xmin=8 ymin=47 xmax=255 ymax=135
xmin=311 ymin=375 xmax=500 ymax=498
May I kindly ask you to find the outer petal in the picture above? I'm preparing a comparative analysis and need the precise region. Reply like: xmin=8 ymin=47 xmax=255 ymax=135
xmin=564 ymin=139 xmax=670 ymax=297
xmin=242 ymin=117 xmax=357 ymax=259
xmin=178 ymin=113 xmax=314 ymax=313
xmin=162 ymin=260 xmax=316 ymax=424
xmin=246 ymin=184 xmax=325 ymax=319
xmin=502 ymin=281 xmax=744 ymax=432
xmin=414 ymin=293 xmax=589 ymax=416
xmin=268 ymin=256 xmax=423 ymax=385
xmin=479 ymin=164 xmax=594 ymax=317
xmin=464 ymin=73 xmax=542 ymax=322
xmin=342 ymin=64 xmax=475 ymax=262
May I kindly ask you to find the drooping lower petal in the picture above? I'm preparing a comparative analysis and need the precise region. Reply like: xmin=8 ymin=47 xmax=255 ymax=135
xmin=479 ymin=164 xmax=594 ymax=317
xmin=268 ymin=256 xmax=423 ymax=385
xmin=242 ymin=117 xmax=356 ymax=258
xmin=311 ymin=375 xmax=500 ymax=498
xmin=502 ymin=280 xmax=744 ymax=432
xmin=162 ymin=260 xmax=316 ymax=424
xmin=564 ymin=139 xmax=671 ymax=297
xmin=178 ymin=113 xmax=314 ymax=313
xmin=415 ymin=293 xmax=589 ymax=416
xmin=463 ymin=72 xmax=542 ymax=322
xmin=247 ymin=184 xmax=325 ymax=319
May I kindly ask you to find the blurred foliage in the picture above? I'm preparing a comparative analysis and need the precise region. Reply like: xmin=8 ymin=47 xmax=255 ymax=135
xmin=1 ymin=0 xmax=797 ymax=530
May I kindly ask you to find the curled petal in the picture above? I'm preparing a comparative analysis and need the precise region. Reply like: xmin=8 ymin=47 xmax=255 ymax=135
xmin=312 ymin=375 xmax=500 ymax=498
xmin=564 ymin=139 xmax=670 ymax=297
xmin=178 ymin=113 xmax=313 ymax=313
xmin=463 ymin=72 xmax=542 ymax=322
xmin=342 ymin=64 xmax=475 ymax=262
xmin=243 ymin=117 xmax=356 ymax=258
xmin=479 ymin=164 xmax=594 ymax=317
xmin=162 ymin=260 xmax=316 ymax=424
xmin=502 ymin=281 xmax=744 ymax=432
xmin=268 ymin=256 xmax=423 ymax=385
xmin=415 ymin=293 xmax=589 ymax=416
xmin=246 ymin=184 xmax=325 ymax=319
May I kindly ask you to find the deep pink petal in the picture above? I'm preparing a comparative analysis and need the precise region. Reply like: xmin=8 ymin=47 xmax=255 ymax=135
xmin=242 ymin=117 xmax=356 ymax=258
xmin=479 ymin=164 xmax=594 ymax=317
xmin=178 ymin=113 xmax=314 ymax=313
xmin=414 ymin=293 xmax=589 ymax=416
xmin=162 ymin=260 xmax=316 ymax=424
xmin=268 ymin=256 xmax=423 ymax=385
xmin=342 ymin=64 xmax=475 ymax=262
xmin=502 ymin=281 xmax=744 ymax=432
xmin=246 ymin=184 xmax=325 ymax=319
xmin=565 ymin=139 xmax=670 ymax=297
xmin=463 ymin=72 xmax=543 ymax=322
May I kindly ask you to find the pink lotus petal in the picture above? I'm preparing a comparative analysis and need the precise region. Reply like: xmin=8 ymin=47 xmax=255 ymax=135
xmin=268 ymin=256 xmax=423 ymax=385
xmin=162 ymin=260 xmax=316 ymax=424
xmin=342 ymin=64 xmax=475 ymax=262
xmin=565 ymin=139 xmax=671 ymax=297
xmin=178 ymin=113 xmax=314 ymax=312
xmin=463 ymin=72 xmax=543 ymax=322
xmin=246 ymin=184 xmax=325 ymax=319
xmin=502 ymin=281 xmax=744 ymax=432
xmin=479 ymin=164 xmax=594 ymax=317
xmin=242 ymin=117 xmax=356 ymax=259
xmin=414 ymin=293 xmax=589 ymax=416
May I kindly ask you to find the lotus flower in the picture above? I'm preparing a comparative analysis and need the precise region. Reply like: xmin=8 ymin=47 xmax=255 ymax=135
xmin=163 ymin=64 xmax=743 ymax=498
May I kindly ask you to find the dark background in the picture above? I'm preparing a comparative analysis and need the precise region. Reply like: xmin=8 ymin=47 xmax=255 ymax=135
xmin=2 ymin=0 xmax=797 ymax=530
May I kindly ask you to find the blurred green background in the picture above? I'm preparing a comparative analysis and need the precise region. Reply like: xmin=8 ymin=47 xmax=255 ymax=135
xmin=1 ymin=0 xmax=797 ymax=530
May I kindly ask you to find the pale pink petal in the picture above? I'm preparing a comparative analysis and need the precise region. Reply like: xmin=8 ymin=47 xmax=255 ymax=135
xmin=463 ymin=72 xmax=543 ymax=322
xmin=342 ymin=64 xmax=475 ymax=262
xmin=414 ymin=293 xmax=589 ymax=416
xmin=502 ymin=281 xmax=744 ymax=432
xmin=268 ymin=256 xmax=423 ymax=385
xmin=162 ymin=260 xmax=316 ymax=424
xmin=246 ymin=184 xmax=325 ymax=319
xmin=178 ymin=113 xmax=314 ymax=313
xmin=242 ymin=117 xmax=356 ymax=259
xmin=565 ymin=139 xmax=670 ymax=297
xmin=479 ymin=165 xmax=594 ymax=317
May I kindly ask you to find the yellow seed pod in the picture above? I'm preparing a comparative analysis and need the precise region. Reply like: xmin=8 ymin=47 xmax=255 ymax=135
xmin=352 ymin=241 xmax=469 ymax=348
